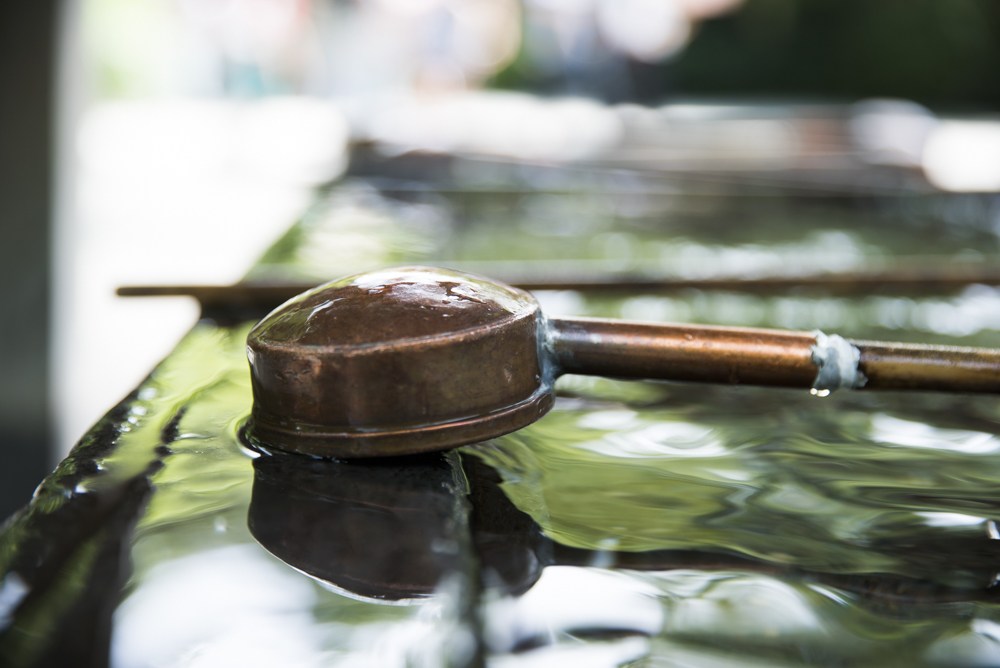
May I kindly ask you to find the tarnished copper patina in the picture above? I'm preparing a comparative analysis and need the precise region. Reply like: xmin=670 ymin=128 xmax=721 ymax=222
xmin=246 ymin=266 xmax=1000 ymax=458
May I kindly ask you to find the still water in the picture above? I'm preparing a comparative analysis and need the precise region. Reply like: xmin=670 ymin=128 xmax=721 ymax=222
xmin=3 ymin=162 xmax=1000 ymax=666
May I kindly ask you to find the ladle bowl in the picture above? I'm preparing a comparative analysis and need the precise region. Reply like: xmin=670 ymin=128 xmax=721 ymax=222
xmin=246 ymin=267 xmax=553 ymax=457
xmin=245 ymin=266 xmax=1000 ymax=458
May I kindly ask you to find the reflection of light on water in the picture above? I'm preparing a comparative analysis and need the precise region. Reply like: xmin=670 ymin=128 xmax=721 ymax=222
xmin=575 ymin=411 xmax=728 ymax=459
xmin=806 ymin=583 xmax=852 ymax=608
xmin=491 ymin=636 xmax=650 ymax=668
xmin=340 ymin=574 xmax=477 ymax=667
xmin=112 ymin=545 xmax=325 ymax=668
xmin=925 ymin=618 xmax=1000 ymax=666
xmin=653 ymin=572 xmax=825 ymax=639
xmin=483 ymin=566 xmax=662 ymax=654
xmin=869 ymin=414 xmax=1000 ymax=454
xmin=0 ymin=573 xmax=29 ymax=629
xmin=577 ymin=408 xmax=640 ymax=431
xmin=112 ymin=543 xmax=468 ymax=667
xmin=915 ymin=512 xmax=986 ymax=528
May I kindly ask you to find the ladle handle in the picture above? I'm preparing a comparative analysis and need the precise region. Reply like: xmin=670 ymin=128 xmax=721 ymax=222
xmin=547 ymin=317 xmax=1000 ymax=394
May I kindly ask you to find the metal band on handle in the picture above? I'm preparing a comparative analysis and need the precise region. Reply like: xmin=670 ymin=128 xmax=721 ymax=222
xmin=811 ymin=331 xmax=868 ymax=395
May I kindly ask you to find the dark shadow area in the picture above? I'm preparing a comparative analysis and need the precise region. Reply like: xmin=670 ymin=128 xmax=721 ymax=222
xmin=0 ymin=3 xmax=59 ymax=520
xmin=674 ymin=0 xmax=1000 ymax=109
xmin=494 ymin=0 xmax=1000 ymax=109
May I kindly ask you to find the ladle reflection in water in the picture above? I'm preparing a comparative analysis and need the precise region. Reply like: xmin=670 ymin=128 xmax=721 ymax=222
xmin=247 ymin=450 xmax=544 ymax=603
xmin=247 ymin=449 xmax=1000 ymax=656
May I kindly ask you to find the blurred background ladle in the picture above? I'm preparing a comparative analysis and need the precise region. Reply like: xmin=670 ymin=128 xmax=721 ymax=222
xmin=119 ymin=263 xmax=1000 ymax=315
xmin=244 ymin=266 xmax=1000 ymax=459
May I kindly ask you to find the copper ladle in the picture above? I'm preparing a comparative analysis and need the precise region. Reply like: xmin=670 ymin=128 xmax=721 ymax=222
xmin=245 ymin=266 xmax=1000 ymax=458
